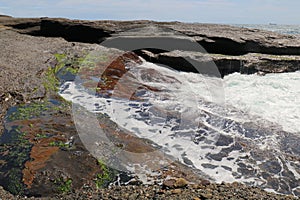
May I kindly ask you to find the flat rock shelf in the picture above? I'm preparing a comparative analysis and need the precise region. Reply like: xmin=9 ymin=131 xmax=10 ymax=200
xmin=0 ymin=16 xmax=299 ymax=199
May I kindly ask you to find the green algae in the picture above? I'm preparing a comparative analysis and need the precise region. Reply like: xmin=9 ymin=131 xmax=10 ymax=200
xmin=0 ymin=100 xmax=70 ymax=195
xmin=54 ymin=178 xmax=72 ymax=193
xmin=7 ymin=101 xmax=50 ymax=121
xmin=80 ymin=53 xmax=109 ymax=69
xmin=54 ymin=53 xmax=83 ymax=75
xmin=2 ymin=62 xmax=73 ymax=195
xmin=35 ymin=133 xmax=48 ymax=139
xmin=95 ymin=159 xmax=114 ymax=189
xmin=1 ymin=51 xmax=115 ymax=196
xmin=7 ymin=100 xmax=70 ymax=122
xmin=43 ymin=66 xmax=60 ymax=94
xmin=49 ymin=141 xmax=70 ymax=149
xmin=0 ymin=125 xmax=32 ymax=195
xmin=7 ymin=168 xmax=25 ymax=195
xmin=43 ymin=53 xmax=82 ymax=94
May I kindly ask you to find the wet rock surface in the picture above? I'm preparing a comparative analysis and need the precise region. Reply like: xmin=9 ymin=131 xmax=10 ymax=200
xmin=137 ymin=50 xmax=300 ymax=77
xmin=60 ymin=49 xmax=300 ymax=196
xmin=0 ymin=30 xmax=116 ymax=197
xmin=96 ymin=52 xmax=143 ymax=98
xmin=0 ymin=30 xmax=208 ymax=198
xmin=0 ymin=17 xmax=300 ymax=199
xmin=1 ymin=100 xmax=108 ymax=197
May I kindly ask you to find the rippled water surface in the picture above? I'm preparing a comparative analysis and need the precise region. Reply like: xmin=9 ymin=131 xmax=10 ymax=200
xmin=225 ymin=72 xmax=300 ymax=133
xmin=59 ymin=58 xmax=300 ymax=195
xmin=233 ymin=24 xmax=300 ymax=35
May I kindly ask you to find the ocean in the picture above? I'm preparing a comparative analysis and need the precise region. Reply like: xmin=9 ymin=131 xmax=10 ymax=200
xmin=234 ymin=24 xmax=300 ymax=35
xmin=59 ymin=25 xmax=300 ymax=196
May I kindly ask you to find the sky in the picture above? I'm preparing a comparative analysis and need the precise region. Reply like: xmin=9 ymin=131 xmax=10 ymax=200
xmin=0 ymin=0 xmax=299 ymax=24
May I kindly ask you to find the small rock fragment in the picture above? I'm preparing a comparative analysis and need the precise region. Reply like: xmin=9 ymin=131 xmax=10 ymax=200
xmin=200 ymin=179 xmax=211 ymax=186
xmin=172 ymin=189 xmax=182 ymax=194
xmin=163 ymin=179 xmax=176 ymax=189
xmin=174 ymin=178 xmax=188 ymax=188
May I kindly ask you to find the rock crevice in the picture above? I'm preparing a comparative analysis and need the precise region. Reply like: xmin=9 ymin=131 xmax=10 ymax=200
xmin=2 ymin=17 xmax=300 ymax=56
xmin=2 ymin=17 xmax=300 ymax=77
xmin=136 ymin=50 xmax=300 ymax=77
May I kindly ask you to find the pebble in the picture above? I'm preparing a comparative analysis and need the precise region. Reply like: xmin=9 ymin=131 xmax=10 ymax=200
xmin=174 ymin=178 xmax=188 ymax=188
xmin=172 ymin=189 xmax=182 ymax=194
xmin=163 ymin=179 xmax=176 ymax=189
xmin=7 ymin=180 xmax=299 ymax=200
xmin=201 ymin=192 xmax=213 ymax=199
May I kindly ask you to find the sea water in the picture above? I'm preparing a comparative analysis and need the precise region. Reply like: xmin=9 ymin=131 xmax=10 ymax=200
xmin=225 ymin=72 xmax=300 ymax=133
xmin=58 ymin=25 xmax=300 ymax=195
xmin=59 ymin=61 xmax=300 ymax=194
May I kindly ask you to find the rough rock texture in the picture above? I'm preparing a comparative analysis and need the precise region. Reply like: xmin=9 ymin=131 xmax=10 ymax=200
xmin=2 ymin=16 xmax=300 ymax=77
xmin=0 ymin=29 xmax=114 ymax=197
xmin=14 ymin=182 xmax=299 ymax=200
xmin=1 ymin=17 xmax=300 ymax=199
xmin=0 ymin=29 xmax=208 ymax=198
xmin=0 ymin=16 xmax=41 ymax=35
xmin=0 ymin=29 xmax=97 ymax=134
xmin=138 ymin=50 xmax=300 ymax=77
xmin=2 ymin=17 xmax=300 ymax=55
xmin=164 ymin=22 xmax=300 ymax=55
xmin=96 ymin=52 xmax=143 ymax=98
xmin=0 ymin=186 xmax=14 ymax=199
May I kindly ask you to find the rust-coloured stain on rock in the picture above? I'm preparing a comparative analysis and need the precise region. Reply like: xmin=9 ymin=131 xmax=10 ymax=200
xmin=96 ymin=52 xmax=142 ymax=97
xmin=96 ymin=52 xmax=163 ymax=100
xmin=23 ymin=145 xmax=59 ymax=188
xmin=8 ymin=117 xmax=67 ymax=188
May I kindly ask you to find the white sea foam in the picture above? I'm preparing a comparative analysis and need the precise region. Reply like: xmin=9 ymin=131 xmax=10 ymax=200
xmin=224 ymin=71 xmax=300 ymax=133
xmin=59 ymin=61 xmax=300 ymax=194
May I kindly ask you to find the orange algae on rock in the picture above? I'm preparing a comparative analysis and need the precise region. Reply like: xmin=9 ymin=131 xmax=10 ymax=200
xmin=23 ymin=145 xmax=59 ymax=188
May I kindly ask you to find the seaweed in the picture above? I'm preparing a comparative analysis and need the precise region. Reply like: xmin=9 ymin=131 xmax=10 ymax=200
xmin=94 ymin=159 xmax=115 ymax=189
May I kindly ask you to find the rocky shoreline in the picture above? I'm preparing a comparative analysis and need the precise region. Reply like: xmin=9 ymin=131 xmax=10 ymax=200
xmin=2 ymin=16 xmax=300 ymax=76
xmin=0 ymin=16 xmax=300 ymax=199
xmin=0 ymin=182 xmax=298 ymax=200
